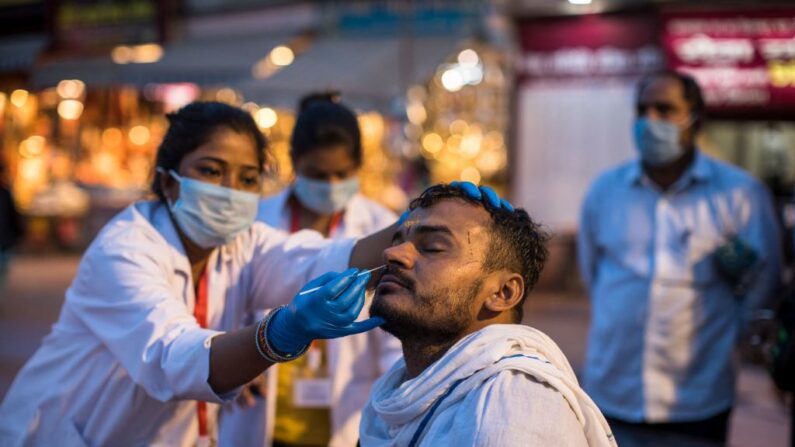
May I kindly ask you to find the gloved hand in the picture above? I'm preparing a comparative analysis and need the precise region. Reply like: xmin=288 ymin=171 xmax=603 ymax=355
xmin=449 ymin=181 xmax=514 ymax=212
xmin=714 ymin=235 xmax=759 ymax=295
xmin=267 ymin=268 xmax=385 ymax=354
xmin=397 ymin=181 xmax=515 ymax=225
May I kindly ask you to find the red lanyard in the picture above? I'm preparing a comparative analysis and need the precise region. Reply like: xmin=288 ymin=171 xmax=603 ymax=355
xmin=289 ymin=199 xmax=343 ymax=236
xmin=194 ymin=267 xmax=209 ymax=440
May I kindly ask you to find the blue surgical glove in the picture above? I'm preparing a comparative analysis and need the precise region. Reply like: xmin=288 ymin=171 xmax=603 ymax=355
xmin=397 ymin=181 xmax=514 ymax=227
xmin=397 ymin=209 xmax=410 ymax=227
xmin=267 ymin=268 xmax=385 ymax=354
xmin=450 ymin=181 xmax=514 ymax=212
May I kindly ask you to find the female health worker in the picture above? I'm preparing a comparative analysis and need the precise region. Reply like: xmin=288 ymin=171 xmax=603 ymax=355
xmin=0 ymin=102 xmax=394 ymax=447
xmin=219 ymin=93 xmax=402 ymax=447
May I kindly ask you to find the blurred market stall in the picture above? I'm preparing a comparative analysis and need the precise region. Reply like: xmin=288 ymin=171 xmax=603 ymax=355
xmin=0 ymin=0 xmax=512 ymax=250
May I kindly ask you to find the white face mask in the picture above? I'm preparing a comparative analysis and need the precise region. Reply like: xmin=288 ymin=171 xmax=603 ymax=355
xmin=633 ymin=117 xmax=692 ymax=166
xmin=161 ymin=169 xmax=259 ymax=248
xmin=293 ymin=175 xmax=359 ymax=214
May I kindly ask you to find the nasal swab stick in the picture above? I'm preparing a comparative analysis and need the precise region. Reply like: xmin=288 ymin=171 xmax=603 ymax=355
xmin=298 ymin=265 xmax=386 ymax=296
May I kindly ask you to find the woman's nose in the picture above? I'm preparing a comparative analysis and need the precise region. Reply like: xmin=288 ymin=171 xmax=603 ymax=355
xmin=222 ymin=173 xmax=243 ymax=190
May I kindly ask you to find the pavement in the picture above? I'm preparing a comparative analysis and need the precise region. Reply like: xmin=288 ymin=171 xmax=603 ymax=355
xmin=0 ymin=254 xmax=791 ymax=446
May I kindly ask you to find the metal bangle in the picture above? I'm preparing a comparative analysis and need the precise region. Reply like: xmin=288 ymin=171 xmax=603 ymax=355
xmin=254 ymin=305 xmax=309 ymax=363
xmin=254 ymin=315 xmax=278 ymax=363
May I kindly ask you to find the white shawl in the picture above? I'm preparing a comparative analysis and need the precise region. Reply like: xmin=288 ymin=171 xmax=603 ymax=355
xmin=359 ymin=324 xmax=615 ymax=447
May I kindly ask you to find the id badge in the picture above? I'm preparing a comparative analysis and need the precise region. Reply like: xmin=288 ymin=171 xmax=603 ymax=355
xmin=293 ymin=378 xmax=332 ymax=408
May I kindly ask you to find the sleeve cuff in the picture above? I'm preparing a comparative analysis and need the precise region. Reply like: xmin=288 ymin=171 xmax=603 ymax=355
xmin=168 ymin=330 xmax=240 ymax=404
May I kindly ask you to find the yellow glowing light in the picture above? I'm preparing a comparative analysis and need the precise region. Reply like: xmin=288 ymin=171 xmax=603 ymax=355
xmin=460 ymin=167 xmax=481 ymax=184
xmin=0 ymin=92 xmax=6 ymax=111
xmin=133 ymin=43 xmax=163 ymax=63
xmin=446 ymin=135 xmax=462 ymax=152
xmin=460 ymin=134 xmax=482 ymax=159
xmin=215 ymin=88 xmax=238 ymax=104
xmin=58 ymin=99 xmax=84 ymax=120
xmin=57 ymin=79 xmax=85 ymax=99
xmin=19 ymin=158 xmax=46 ymax=182
xmin=112 ymin=44 xmax=162 ymax=64
xmin=19 ymin=136 xmax=45 ymax=158
xmin=441 ymin=69 xmax=464 ymax=92
xmin=406 ymin=102 xmax=427 ymax=125
xmin=111 ymin=45 xmax=133 ymax=64
xmin=102 ymin=128 xmax=123 ymax=147
xmin=27 ymin=136 xmax=45 ymax=153
xmin=359 ymin=112 xmax=384 ymax=141
xmin=269 ymin=46 xmax=295 ymax=67
xmin=476 ymin=151 xmax=506 ymax=176
xmin=422 ymin=133 xmax=444 ymax=153
xmin=129 ymin=125 xmax=150 ymax=146
xmin=485 ymin=131 xmax=504 ymax=150
xmin=449 ymin=119 xmax=468 ymax=135
xmin=10 ymin=89 xmax=29 ymax=108
xmin=458 ymin=49 xmax=479 ymax=67
xmin=95 ymin=151 xmax=116 ymax=175
xmin=255 ymin=107 xmax=278 ymax=128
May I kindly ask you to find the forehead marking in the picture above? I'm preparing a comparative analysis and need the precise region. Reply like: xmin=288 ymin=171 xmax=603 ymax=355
xmin=402 ymin=218 xmax=420 ymax=230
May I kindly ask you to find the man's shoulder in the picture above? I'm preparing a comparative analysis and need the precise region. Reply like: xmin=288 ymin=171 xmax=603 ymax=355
xmin=487 ymin=368 xmax=555 ymax=392
xmin=455 ymin=368 xmax=567 ymax=419
xmin=472 ymin=370 xmax=588 ymax=442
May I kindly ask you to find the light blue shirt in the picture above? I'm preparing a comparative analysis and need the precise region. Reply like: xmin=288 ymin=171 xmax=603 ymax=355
xmin=578 ymin=152 xmax=782 ymax=423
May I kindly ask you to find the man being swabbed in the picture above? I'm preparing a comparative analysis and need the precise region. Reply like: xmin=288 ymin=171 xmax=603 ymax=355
xmin=359 ymin=182 xmax=615 ymax=447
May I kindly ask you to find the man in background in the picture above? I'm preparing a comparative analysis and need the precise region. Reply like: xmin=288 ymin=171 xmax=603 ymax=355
xmin=578 ymin=70 xmax=782 ymax=445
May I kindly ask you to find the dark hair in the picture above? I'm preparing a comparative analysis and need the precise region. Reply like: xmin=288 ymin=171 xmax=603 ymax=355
xmin=290 ymin=92 xmax=362 ymax=166
xmin=408 ymin=184 xmax=549 ymax=322
xmin=151 ymin=101 xmax=268 ymax=201
xmin=637 ymin=70 xmax=706 ymax=122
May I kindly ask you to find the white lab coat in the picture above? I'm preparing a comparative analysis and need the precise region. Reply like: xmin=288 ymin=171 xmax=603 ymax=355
xmin=218 ymin=190 xmax=402 ymax=447
xmin=0 ymin=200 xmax=355 ymax=447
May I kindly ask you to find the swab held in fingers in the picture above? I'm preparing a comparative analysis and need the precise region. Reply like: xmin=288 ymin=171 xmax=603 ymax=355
xmin=298 ymin=265 xmax=386 ymax=296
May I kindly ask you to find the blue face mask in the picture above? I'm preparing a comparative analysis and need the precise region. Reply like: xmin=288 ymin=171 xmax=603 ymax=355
xmin=633 ymin=118 xmax=691 ymax=166
xmin=161 ymin=169 xmax=260 ymax=248
xmin=293 ymin=175 xmax=359 ymax=215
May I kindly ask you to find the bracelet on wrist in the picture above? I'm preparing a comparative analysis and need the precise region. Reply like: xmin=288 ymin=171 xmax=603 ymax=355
xmin=254 ymin=305 xmax=309 ymax=363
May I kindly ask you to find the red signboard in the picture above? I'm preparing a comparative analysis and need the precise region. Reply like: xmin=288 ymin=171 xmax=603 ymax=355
xmin=663 ymin=9 xmax=795 ymax=113
xmin=517 ymin=13 xmax=663 ymax=80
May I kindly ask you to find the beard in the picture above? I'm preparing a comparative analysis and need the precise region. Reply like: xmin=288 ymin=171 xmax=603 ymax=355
xmin=370 ymin=269 xmax=482 ymax=345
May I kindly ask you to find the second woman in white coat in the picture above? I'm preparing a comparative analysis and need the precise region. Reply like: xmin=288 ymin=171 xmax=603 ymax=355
xmin=218 ymin=93 xmax=401 ymax=447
